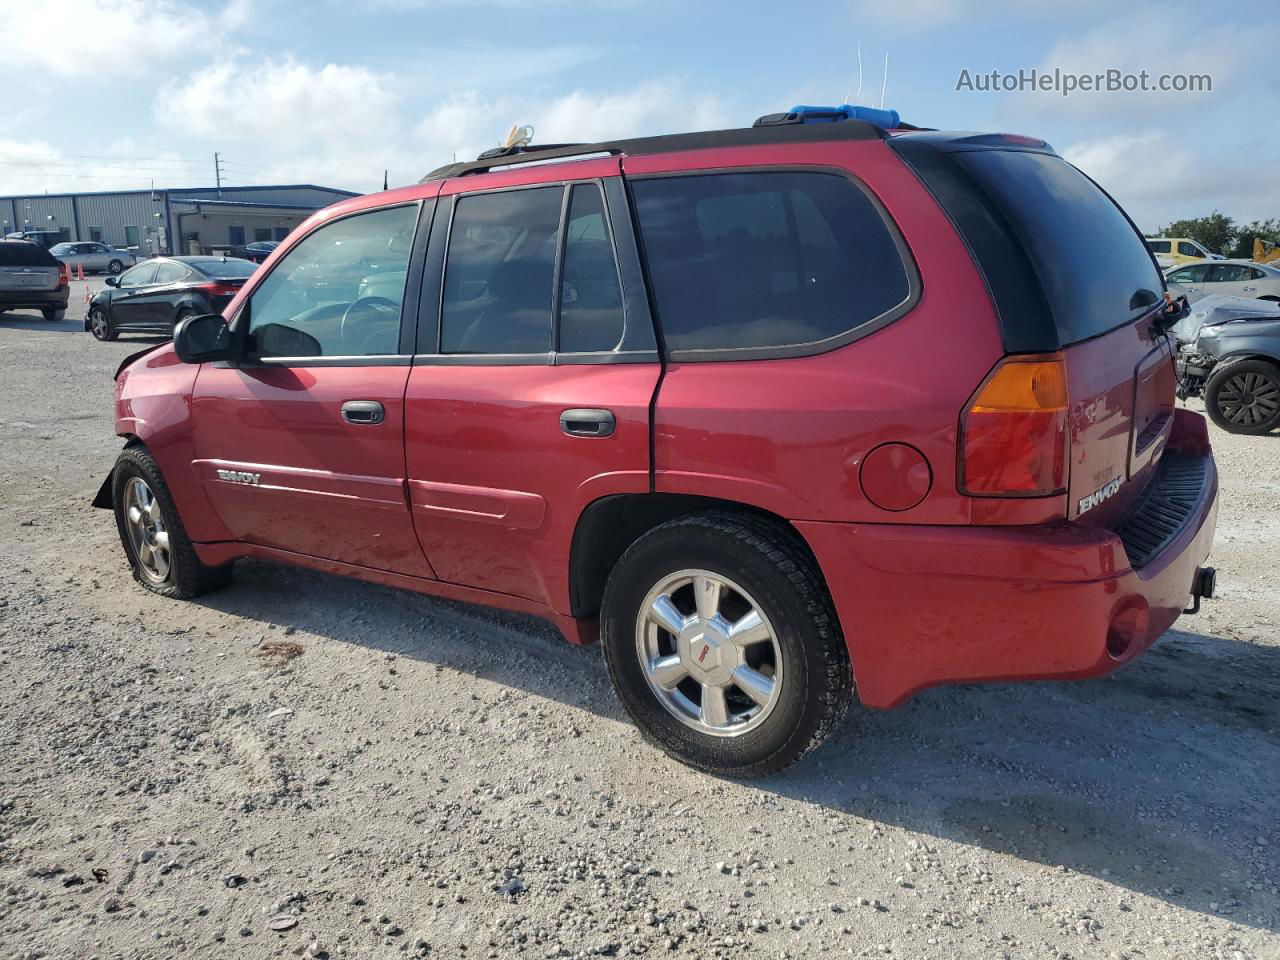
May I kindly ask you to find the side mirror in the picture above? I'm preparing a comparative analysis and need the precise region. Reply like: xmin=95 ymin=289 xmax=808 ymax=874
xmin=174 ymin=313 xmax=236 ymax=364
xmin=105 ymin=276 xmax=119 ymax=287
xmin=251 ymin=322 xmax=322 ymax=358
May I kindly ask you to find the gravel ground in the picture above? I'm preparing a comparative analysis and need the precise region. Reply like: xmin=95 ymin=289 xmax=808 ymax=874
xmin=2 ymin=283 xmax=1278 ymax=960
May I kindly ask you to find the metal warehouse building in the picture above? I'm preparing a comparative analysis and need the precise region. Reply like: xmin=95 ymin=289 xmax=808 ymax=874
xmin=0 ymin=184 xmax=359 ymax=256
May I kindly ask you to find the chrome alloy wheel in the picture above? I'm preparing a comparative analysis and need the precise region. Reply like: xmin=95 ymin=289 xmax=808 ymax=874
xmin=635 ymin=569 xmax=783 ymax=737
xmin=90 ymin=308 xmax=109 ymax=339
xmin=123 ymin=477 xmax=170 ymax=583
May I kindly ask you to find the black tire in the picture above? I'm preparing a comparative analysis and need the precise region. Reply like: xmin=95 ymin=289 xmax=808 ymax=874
xmin=111 ymin=445 xmax=233 ymax=599
xmin=600 ymin=511 xmax=853 ymax=777
xmin=107 ymin=259 xmax=124 ymax=275
xmin=89 ymin=307 xmax=116 ymax=341
xmin=42 ymin=307 xmax=66 ymax=322
xmin=1204 ymin=358 xmax=1280 ymax=435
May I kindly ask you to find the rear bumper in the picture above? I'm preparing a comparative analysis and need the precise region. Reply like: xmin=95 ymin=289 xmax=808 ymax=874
xmin=797 ymin=409 xmax=1219 ymax=708
xmin=0 ymin=289 xmax=69 ymax=310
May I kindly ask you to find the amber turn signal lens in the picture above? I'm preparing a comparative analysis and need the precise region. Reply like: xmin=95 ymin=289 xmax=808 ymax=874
xmin=969 ymin=359 xmax=1068 ymax=413
xmin=961 ymin=357 xmax=1069 ymax=497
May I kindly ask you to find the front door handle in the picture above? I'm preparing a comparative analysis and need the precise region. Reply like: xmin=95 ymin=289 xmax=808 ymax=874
xmin=560 ymin=408 xmax=615 ymax=438
xmin=341 ymin=400 xmax=385 ymax=425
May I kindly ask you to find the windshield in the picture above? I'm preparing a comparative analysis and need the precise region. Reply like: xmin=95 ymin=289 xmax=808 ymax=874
xmin=50 ymin=243 xmax=74 ymax=255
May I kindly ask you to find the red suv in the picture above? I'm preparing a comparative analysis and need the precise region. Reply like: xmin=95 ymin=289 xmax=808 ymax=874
xmin=95 ymin=109 xmax=1219 ymax=776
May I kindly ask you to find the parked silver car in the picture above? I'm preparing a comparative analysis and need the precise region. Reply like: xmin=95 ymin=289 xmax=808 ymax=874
xmin=49 ymin=241 xmax=136 ymax=275
xmin=1164 ymin=259 xmax=1280 ymax=302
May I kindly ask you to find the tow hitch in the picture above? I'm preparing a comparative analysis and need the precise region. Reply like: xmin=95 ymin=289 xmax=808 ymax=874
xmin=1184 ymin=566 xmax=1216 ymax=615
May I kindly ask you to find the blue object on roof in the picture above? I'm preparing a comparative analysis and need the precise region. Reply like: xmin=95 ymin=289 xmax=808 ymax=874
xmin=787 ymin=104 xmax=901 ymax=129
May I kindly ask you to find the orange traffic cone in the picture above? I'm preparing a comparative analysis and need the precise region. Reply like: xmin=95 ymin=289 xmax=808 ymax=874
xmin=83 ymin=286 xmax=91 ymax=304
xmin=76 ymin=262 xmax=85 ymax=280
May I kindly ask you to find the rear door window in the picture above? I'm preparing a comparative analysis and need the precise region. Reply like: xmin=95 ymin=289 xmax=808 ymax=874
xmin=153 ymin=262 xmax=189 ymax=284
xmin=1147 ymin=240 xmax=1171 ymax=254
xmin=631 ymin=171 xmax=912 ymax=356
xmin=439 ymin=187 xmax=562 ymax=355
xmin=1208 ymin=264 xmax=1250 ymax=283
xmin=559 ymin=184 xmax=625 ymax=353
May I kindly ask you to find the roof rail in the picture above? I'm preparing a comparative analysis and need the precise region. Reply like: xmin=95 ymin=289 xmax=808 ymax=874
xmin=420 ymin=120 xmax=886 ymax=182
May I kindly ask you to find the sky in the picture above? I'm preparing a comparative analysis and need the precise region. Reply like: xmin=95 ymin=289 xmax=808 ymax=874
xmin=1 ymin=0 xmax=1275 ymax=233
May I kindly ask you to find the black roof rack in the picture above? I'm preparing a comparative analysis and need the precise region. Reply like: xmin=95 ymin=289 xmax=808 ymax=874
xmin=420 ymin=119 xmax=886 ymax=182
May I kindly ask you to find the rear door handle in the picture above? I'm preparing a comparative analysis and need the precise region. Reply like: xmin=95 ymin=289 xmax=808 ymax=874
xmin=560 ymin=408 xmax=615 ymax=438
xmin=341 ymin=400 xmax=385 ymax=425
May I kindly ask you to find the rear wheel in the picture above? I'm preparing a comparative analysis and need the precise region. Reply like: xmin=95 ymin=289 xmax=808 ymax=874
xmin=41 ymin=307 xmax=65 ymax=322
xmin=1205 ymin=359 xmax=1280 ymax=434
xmin=89 ymin=307 xmax=116 ymax=341
xmin=600 ymin=512 xmax=853 ymax=777
xmin=112 ymin=446 xmax=232 ymax=599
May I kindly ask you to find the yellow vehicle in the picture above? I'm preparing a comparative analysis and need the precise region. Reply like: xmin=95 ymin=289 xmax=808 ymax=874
xmin=1254 ymin=238 xmax=1280 ymax=265
xmin=1145 ymin=236 xmax=1215 ymax=269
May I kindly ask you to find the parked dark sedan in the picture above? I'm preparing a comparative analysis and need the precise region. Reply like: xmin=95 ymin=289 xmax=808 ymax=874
xmin=86 ymin=256 xmax=256 ymax=341
xmin=231 ymin=240 xmax=279 ymax=263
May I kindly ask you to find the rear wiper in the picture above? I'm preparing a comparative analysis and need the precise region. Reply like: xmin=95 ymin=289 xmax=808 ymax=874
xmin=1149 ymin=293 xmax=1190 ymax=337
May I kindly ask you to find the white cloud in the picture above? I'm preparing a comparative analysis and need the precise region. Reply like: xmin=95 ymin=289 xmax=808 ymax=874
xmin=1064 ymin=130 xmax=1280 ymax=230
xmin=152 ymin=57 xmax=403 ymax=192
xmin=855 ymin=0 xmax=1106 ymax=26
xmin=415 ymin=84 xmax=733 ymax=171
xmin=156 ymin=58 xmax=399 ymax=148
xmin=0 ymin=0 xmax=245 ymax=79
xmin=1026 ymin=12 xmax=1275 ymax=115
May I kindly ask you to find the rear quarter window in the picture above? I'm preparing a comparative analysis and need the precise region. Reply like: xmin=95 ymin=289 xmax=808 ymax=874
xmin=631 ymin=171 xmax=913 ymax=358
xmin=0 ymin=242 xmax=58 ymax=267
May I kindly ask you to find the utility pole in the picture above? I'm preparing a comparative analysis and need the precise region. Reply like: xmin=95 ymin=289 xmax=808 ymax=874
xmin=214 ymin=152 xmax=224 ymax=198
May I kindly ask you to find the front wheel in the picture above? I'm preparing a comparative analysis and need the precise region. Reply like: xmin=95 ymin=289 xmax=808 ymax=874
xmin=600 ymin=512 xmax=853 ymax=777
xmin=107 ymin=259 xmax=124 ymax=275
xmin=112 ymin=446 xmax=232 ymax=599
xmin=89 ymin=307 xmax=116 ymax=341
xmin=1205 ymin=359 xmax=1280 ymax=434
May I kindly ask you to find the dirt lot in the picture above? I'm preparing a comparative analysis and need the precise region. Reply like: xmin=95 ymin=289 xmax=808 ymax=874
xmin=1 ymin=283 xmax=1278 ymax=960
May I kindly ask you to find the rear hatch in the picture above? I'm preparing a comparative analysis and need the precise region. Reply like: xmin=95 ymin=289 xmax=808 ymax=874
xmin=891 ymin=135 xmax=1174 ymax=526
xmin=0 ymin=241 xmax=61 ymax=293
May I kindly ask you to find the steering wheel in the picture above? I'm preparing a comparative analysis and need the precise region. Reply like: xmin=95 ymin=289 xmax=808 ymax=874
xmin=339 ymin=296 xmax=400 ymax=354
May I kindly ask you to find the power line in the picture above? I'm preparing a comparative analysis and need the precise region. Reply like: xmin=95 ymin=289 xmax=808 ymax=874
xmin=0 ymin=151 xmax=198 ymax=166
xmin=0 ymin=159 xmax=202 ymax=174
xmin=0 ymin=169 xmax=188 ymax=183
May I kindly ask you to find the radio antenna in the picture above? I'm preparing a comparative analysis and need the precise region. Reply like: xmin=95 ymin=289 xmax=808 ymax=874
xmin=880 ymin=52 xmax=889 ymax=108
xmin=844 ymin=42 xmax=863 ymax=104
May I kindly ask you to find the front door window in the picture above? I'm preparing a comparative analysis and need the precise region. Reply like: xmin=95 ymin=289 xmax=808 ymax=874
xmin=244 ymin=204 xmax=419 ymax=358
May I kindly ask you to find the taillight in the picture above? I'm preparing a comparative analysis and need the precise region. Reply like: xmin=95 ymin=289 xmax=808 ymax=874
xmin=57 ymin=264 xmax=70 ymax=288
xmin=960 ymin=357 xmax=1068 ymax=496
xmin=194 ymin=282 xmax=241 ymax=298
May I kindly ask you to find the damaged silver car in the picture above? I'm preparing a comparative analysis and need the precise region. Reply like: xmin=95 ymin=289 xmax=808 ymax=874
xmin=1173 ymin=293 xmax=1280 ymax=434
